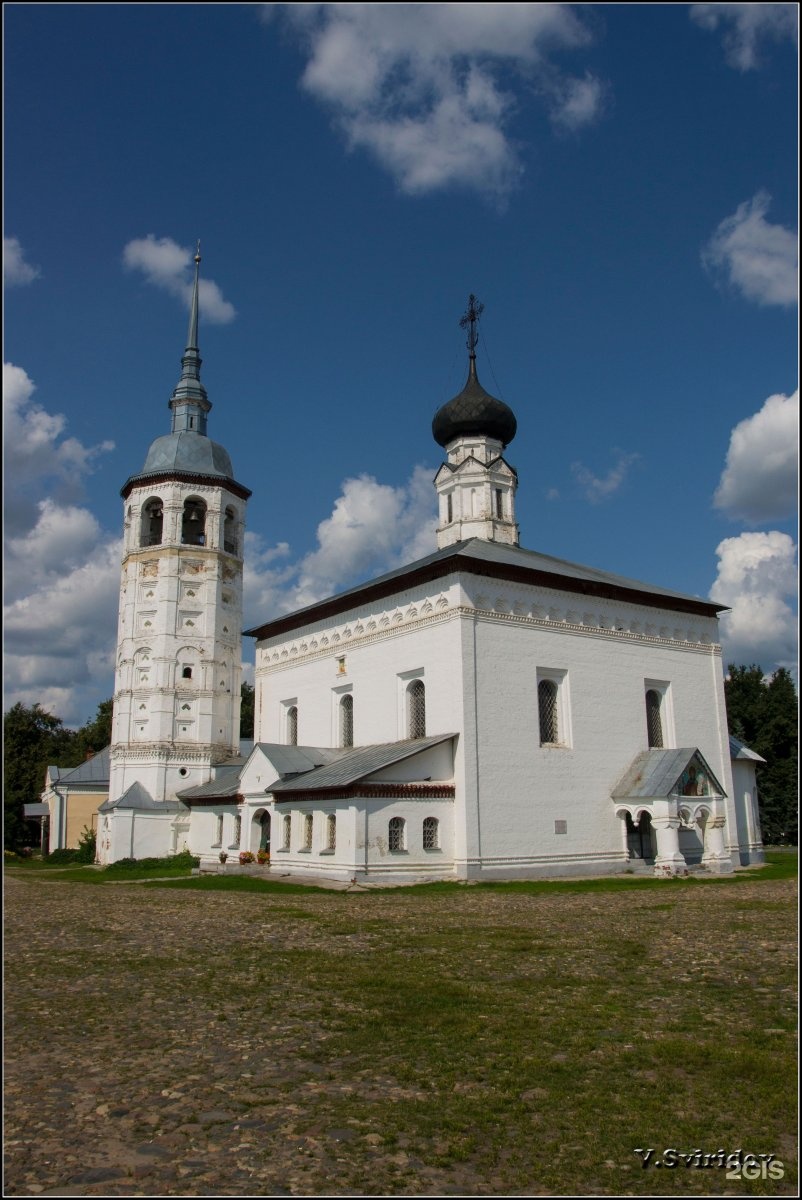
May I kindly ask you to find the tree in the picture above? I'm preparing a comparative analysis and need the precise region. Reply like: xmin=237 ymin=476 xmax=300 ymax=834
xmin=724 ymin=665 xmax=798 ymax=845
xmin=3 ymin=704 xmax=78 ymax=849
xmin=75 ymin=698 xmax=113 ymax=759
xmin=240 ymin=681 xmax=255 ymax=740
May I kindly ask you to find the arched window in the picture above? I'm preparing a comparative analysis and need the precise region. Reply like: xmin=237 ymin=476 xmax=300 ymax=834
xmin=326 ymin=813 xmax=336 ymax=851
xmin=141 ymin=499 xmax=163 ymax=547
xmin=282 ymin=813 xmax=291 ymax=850
xmin=339 ymin=694 xmax=353 ymax=748
xmin=182 ymin=666 xmax=193 ymax=680
xmin=388 ymin=816 xmax=406 ymax=852
xmin=304 ymin=812 xmax=313 ymax=851
xmin=645 ymin=689 xmax=663 ymax=748
xmin=423 ymin=816 xmax=439 ymax=850
xmin=538 ymin=680 xmax=559 ymax=745
xmin=407 ymin=680 xmax=426 ymax=739
xmin=181 ymin=498 xmax=206 ymax=546
xmin=224 ymin=507 xmax=238 ymax=555
xmin=287 ymin=706 xmax=298 ymax=746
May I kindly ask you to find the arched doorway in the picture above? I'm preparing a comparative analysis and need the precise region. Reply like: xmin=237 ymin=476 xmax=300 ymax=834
xmin=625 ymin=812 xmax=655 ymax=861
xmin=251 ymin=809 xmax=271 ymax=854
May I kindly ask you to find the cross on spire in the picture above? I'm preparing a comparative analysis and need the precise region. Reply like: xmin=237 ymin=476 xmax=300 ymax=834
xmin=459 ymin=293 xmax=484 ymax=358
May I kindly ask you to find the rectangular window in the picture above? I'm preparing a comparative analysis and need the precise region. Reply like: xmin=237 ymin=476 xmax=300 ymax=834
xmin=644 ymin=680 xmax=673 ymax=748
xmin=215 ymin=814 xmax=224 ymax=846
xmin=303 ymin=812 xmax=313 ymax=851
xmin=537 ymin=669 xmax=570 ymax=748
xmin=495 ymin=488 xmax=503 ymax=519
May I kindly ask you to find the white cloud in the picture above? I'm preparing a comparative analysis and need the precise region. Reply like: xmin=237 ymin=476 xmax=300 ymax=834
xmin=714 ymin=390 xmax=799 ymax=522
xmin=703 ymin=192 xmax=798 ymax=308
xmin=3 ymin=504 xmax=122 ymax=726
xmin=3 ymin=237 xmax=41 ymax=287
xmin=690 ymin=3 xmax=798 ymax=71
xmin=546 ymin=72 xmax=607 ymax=133
xmin=273 ymin=3 xmax=604 ymax=201
xmin=122 ymin=235 xmax=236 ymax=324
xmin=710 ymin=531 xmax=798 ymax=672
xmin=243 ymin=465 xmax=438 ymax=624
xmin=3 ymin=362 xmax=115 ymax=536
xmin=571 ymin=450 xmax=640 ymax=504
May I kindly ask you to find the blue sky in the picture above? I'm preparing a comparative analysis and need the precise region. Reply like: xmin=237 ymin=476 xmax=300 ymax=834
xmin=4 ymin=3 xmax=798 ymax=726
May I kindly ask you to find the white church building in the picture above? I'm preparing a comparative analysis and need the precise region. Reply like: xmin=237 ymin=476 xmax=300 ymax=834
xmin=85 ymin=268 xmax=763 ymax=879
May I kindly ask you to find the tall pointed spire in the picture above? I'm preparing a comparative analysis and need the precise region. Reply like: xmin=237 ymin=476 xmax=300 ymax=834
xmin=170 ymin=240 xmax=210 ymax=433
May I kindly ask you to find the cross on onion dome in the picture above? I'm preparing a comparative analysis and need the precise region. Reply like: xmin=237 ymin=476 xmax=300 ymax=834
xmin=459 ymin=294 xmax=484 ymax=357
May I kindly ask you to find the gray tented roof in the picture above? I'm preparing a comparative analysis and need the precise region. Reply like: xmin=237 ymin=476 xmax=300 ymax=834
xmin=611 ymin=749 xmax=724 ymax=800
xmin=268 ymin=734 xmax=456 ymax=794
xmin=138 ymin=430 xmax=234 ymax=479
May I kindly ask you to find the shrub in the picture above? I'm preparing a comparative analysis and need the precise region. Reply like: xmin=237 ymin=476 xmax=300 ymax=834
xmin=46 ymin=848 xmax=81 ymax=865
xmin=75 ymin=826 xmax=96 ymax=864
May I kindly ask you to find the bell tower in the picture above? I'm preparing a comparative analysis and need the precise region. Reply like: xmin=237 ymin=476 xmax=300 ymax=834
xmin=102 ymin=246 xmax=251 ymax=859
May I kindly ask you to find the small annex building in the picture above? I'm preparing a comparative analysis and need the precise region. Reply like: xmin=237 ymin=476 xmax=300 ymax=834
xmin=41 ymin=282 xmax=766 ymax=879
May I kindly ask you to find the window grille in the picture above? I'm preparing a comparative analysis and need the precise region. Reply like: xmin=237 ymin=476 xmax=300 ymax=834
xmin=407 ymin=680 xmax=426 ymax=739
xmin=340 ymin=694 xmax=354 ymax=748
xmin=645 ymin=689 xmax=663 ymax=748
xmin=327 ymin=813 xmax=336 ymax=851
xmin=388 ymin=816 xmax=405 ymax=852
xmin=304 ymin=813 xmax=313 ymax=851
xmin=287 ymin=706 xmax=298 ymax=746
xmin=538 ymin=680 xmax=559 ymax=744
xmin=283 ymin=813 xmax=291 ymax=850
xmin=422 ymin=816 xmax=439 ymax=850
xmin=215 ymin=814 xmax=224 ymax=845
xmin=233 ymin=815 xmax=242 ymax=847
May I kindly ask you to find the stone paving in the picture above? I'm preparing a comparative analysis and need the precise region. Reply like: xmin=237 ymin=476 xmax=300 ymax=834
xmin=4 ymin=871 xmax=797 ymax=1197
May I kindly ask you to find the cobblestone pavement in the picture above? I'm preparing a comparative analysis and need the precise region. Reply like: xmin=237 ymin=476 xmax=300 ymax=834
xmin=4 ymin=873 xmax=797 ymax=1197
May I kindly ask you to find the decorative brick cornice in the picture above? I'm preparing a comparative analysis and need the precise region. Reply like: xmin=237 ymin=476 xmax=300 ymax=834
xmin=121 ymin=471 xmax=252 ymax=501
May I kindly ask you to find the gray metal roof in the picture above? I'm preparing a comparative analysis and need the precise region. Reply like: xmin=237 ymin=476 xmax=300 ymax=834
xmin=268 ymin=734 xmax=456 ymax=795
xmin=137 ymin=430 xmax=234 ymax=479
xmin=611 ymin=749 xmax=724 ymax=800
xmin=98 ymin=782 xmax=186 ymax=814
xmin=256 ymin=743 xmax=347 ymax=777
xmin=49 ymin=747 xmax=111 ymax=788
xmin=729 ymin=735 xmax=766 ymax=763
xmin=176 ymin=765 xmax=244 ymax=801
xmin=245 ymin=535 xmax=724 ymax=639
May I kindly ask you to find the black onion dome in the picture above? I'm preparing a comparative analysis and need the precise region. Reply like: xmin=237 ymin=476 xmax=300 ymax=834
xmin=432 ymin=358 xmax=517 ymax=449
